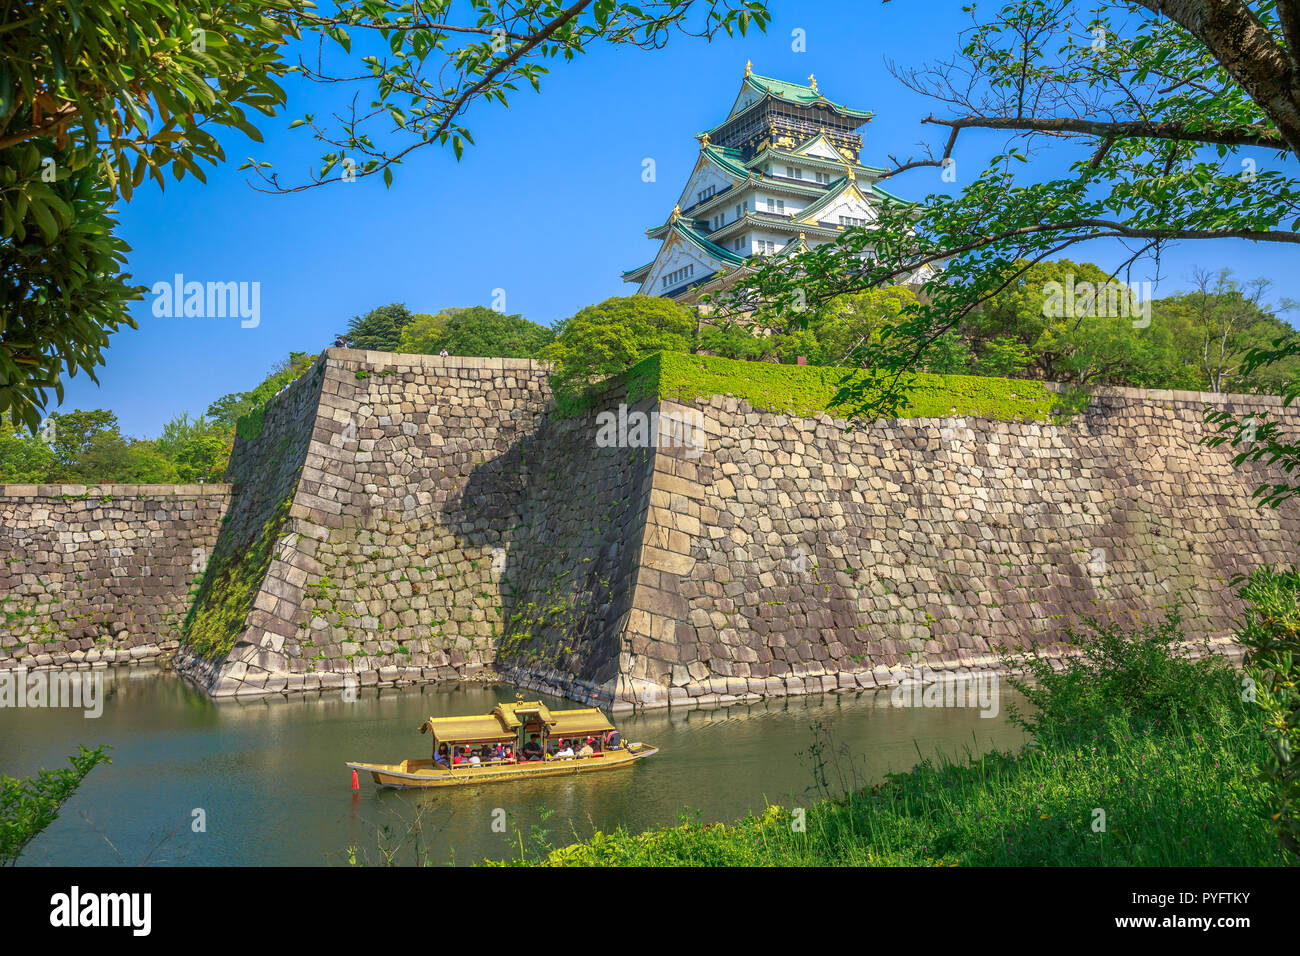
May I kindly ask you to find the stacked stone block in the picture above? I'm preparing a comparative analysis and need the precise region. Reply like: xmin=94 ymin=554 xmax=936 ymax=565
xmin=177 ymin=350 xmax=652 ymax=701
xmin=172 ymin=354 xmax=327 ymax=694
xmin=609 ymin=387 xmax=1300 ymax=708
xmin=8 ymin=353 xmax=1298 ymax=709
xmin=0 ymin=484 xmax=230 ymax=668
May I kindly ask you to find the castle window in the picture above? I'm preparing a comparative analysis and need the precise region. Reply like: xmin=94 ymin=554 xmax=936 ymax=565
xmin=661 ymin=264 xmax=696 ymax=289
xmin=838 ymin=215 xmax=867 ymax=227
xmin=696 ymin=185 xmax=716 ymax=203
xmin=815 ymin=171 xmax=831 ymax=184
xmin=786 ymin=166 xmax=802 ymax=180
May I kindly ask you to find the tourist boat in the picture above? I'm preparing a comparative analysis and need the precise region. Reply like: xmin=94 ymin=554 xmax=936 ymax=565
xmin=346 ymin=698 xmax=658 ymax=789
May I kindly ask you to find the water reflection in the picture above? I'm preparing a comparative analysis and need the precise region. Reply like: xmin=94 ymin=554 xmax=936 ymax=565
xmin=0 ymin=666 xmax=1028 ymax=866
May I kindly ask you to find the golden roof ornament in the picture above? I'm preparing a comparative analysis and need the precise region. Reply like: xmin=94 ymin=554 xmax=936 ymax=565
xmin=670 ymin=203 xmax=681 ymax=221
xmin=808 ymin=73 xmax=818 ymax=92
xmin=745 ymin=59 xmax=753 ymax=76
xmin=700 ymin=132 xmax=710 ymax=148
xmin=844 ymin=162 xmax=856 ymax=182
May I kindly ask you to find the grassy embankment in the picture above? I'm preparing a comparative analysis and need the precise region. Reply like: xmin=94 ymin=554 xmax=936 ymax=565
xmin=499 ymin=614 xmax=1285 ymax=866
xmin=625 ymin=351 xmax=1057 ymax=422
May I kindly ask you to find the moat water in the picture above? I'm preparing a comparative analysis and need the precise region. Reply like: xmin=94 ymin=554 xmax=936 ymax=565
xmin=1 ymin=665 xmax=1028 ymax=865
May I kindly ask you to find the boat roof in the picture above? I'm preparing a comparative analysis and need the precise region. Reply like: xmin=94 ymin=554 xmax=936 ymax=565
xmin=417 ymin=700 xmax=615 ymax=744
xmin=418 ymin=714 xmax=516 ymax=744
xmin=549 ymin=708 xmax=616 ymax=739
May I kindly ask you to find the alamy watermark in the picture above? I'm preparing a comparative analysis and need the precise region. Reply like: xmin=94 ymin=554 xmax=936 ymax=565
xmin=595 ymin=404 xmax=705 ymax=458
xmin=50 ymin=886 xmax=150 ymax=936
xmin=0 ymin=667 xmax=103 ymax=718
xmin=890 ymin=667 xmax=1000 ymax=718
xmin=1042 ymin=274 xmax=1152 ymax=328
xmin=151 ymin=273 xmax=260 ymax=328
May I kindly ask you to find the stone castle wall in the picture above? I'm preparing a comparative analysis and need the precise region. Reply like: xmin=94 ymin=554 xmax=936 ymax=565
xmin=173 ymin=352 xmax=328 ymax=692
xmin=176 ymin=350 xmax=655 ymax=702
xmin=611 ymin=388 xmax=1300 ymax=708
xmin=0 ymin=484 xmax=230 ymax=669
xmin=5 ymin=350 xmax=1298 ymax=707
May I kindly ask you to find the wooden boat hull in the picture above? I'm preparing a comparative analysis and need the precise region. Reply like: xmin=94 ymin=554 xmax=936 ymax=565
xmin=347 ymin=744 xmax=659 ymax=789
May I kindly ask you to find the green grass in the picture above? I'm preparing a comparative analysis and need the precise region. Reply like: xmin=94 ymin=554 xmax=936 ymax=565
xmin=492 ymin=612 xmax=1287 ymax=867
xmin=517 ymin=711 xmax=1275 ymax=866
xmin=624 ymin=351 xmax=1055 ymax=422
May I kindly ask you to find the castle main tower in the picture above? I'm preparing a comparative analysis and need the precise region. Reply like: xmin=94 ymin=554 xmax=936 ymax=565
xmin=622 ymin=64 xmax=907 ymax=302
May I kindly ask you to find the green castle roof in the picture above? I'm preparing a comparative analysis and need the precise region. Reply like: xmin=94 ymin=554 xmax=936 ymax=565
xmin=744 ymin=72 xmax=873 ymax=121
xmin=671 ymin=219 xmax=747 ymax=266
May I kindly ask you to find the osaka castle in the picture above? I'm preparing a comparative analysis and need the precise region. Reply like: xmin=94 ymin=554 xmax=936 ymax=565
xmin=622 ymin=63 xmax=908 ymax=303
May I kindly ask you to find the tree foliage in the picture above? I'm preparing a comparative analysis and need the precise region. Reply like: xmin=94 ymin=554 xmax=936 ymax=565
xmin=249 ymin=0 xmax=770 ymax=191
xmin=541 ymin=294 xmax=694 ymax=399
xmin=341 ymin=303 xmax=415 ymax=352
xmin=0 ymin=353 xmax=324 ymax=483
xmin=0 ymin=154 xmax=138 ymax=432
xmin=0 ymin=408 xmax=185 ymax=484
xmin=205 ymin=351 xmax=316 ymax=428
xmin=0 ymin=0 xmax=299 ymax=429
xmin=1206 ymin=335 xmax=1300 ymax=507
xmin=3 ymin=1 xmax=766 ymax=429
xmin=0 ymin=746 xmax=111 ymax=866
xmin=0 ymin=419 xmax=55 ymax=481
xmin=701 ymin=286 xmax=922 ymax=367
xmin=408 ymin=305 xmax=554 ymax=358
xmin=709 ymin=262 xmax=1291 ymax=394
xmin=1233 ymin=567 xmax=1300 ymax=860
xmin=715 ymin=0 xmax=1300 ymax=419
xmin=394 ymin=311 xmax=448 ymax=354
xmin=154 ymin=412 xmax=233 ymax=482
xmin=1160 ymin=268 xmax=1300 ymax=392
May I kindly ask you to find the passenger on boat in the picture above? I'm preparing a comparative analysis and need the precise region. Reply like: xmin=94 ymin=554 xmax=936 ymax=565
xmin=434 ymin=743 xmax=450 ymax=765
xmin=523 ymin=735 xmax=543 ymax=761
xmin=553 ymin=740 xmax=575 ymax=759
xmin=468 ymin=749 xmax=482 ymax=766
xmin=452 ymin=747 xmax=465 ymax=766
xmin=504 ymin=745 xmax=515 ymax=763
xmin=604 ymin=729 xmax=621 ymax=750
xmin=577 ymin=737 xmax=594 ymax=757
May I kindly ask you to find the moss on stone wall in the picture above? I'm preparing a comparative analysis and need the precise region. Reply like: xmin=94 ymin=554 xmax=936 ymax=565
xmin=235 ymin=406 xmax=267 ymax=443
xmin=628 ymin=352 xmax=1055 ymax=421
xmin=181 ymin=490 xmax=295 ymax=661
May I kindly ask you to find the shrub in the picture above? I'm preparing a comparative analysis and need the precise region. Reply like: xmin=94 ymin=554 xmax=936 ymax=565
xmin=541 ymin=295 xmax=694 ymax=404
xmin=1235 ymin=566 xmax=1300 ymax=858
xmin=1006 ymin=609 xmax=1243 ymax=745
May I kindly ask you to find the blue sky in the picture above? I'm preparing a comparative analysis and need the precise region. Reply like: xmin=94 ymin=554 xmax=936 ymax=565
xmin=62 ymin=0 xmax=1300 ymax=436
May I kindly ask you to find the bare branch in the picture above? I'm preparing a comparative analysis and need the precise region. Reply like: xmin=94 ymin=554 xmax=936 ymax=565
xmin=921 ymin=113 xmax=1288 ymax=150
